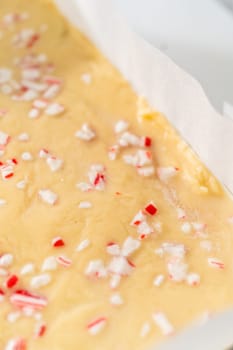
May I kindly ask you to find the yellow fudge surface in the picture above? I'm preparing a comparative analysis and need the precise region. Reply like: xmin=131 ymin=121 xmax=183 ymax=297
xmin=0 ymin=1 xmax=233 ymax=349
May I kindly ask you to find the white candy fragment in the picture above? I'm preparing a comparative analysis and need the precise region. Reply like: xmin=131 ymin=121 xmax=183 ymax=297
xmin=38 ymin=189 xmax=58 ymax=205
xmin=46 ymin=156 xmax=63 ymax=172
xmin=21 ymin=152 xmax=33 ymax=161
xmin=109 ymin=274 xmax=121 ymax=289
xmin=0 ymin=254 xmax=13 ymax=267
xmin=110 ymin=293 xmax=123 ymax=306
xmin=114 ymin=120 xmax=129 ymax=134
xmin=152 ymin=312 xmax=174 ymax=335
xmin=181 ymin=222 xmax=191 ymax=234
xmin=7 ymin=311 xmax=21 ymax=323
xmin=167 ymin=260 xmax=188 ymax=282
xmin=121 ymin=237 xmax=141 ymax=257
xmin=85 ymin=260 xmax=107 ymax=278
xmin=16 ymin=179 xmax=27 ymax=189
xmin=75 ymin=123 xmax=96 ymax=141
xmin=0 ymin=131 xmax=10 ymax=145
xmin=76 ymin=239 xmax=90 ymax=252
xmin=18 ymin=132 xmax=29 ymax=141
xmin=106 ymin=243 xmax=121 ymax=256
xmin=42 ymin=256 xmax=57 ymax=271
xmin=108 ymin=256 xmax=134 ymax=276
xmin=78 ymin=201 xmax=92 ymax=209
xmin=153 ymin=274 xmax=165 ymax=287
xmin=45 ymin=103 xmax=64 ymax=116
xmin=20 ymin=263 xmax=35 ymax=275
xmin=140 ymin=322 xmax=151 ymax=337
xmin=30 ymin=273 xmax=51 ymax=289
xmin=0 ymin=198 xmax=7 ymax=206
xmin=157 ymin=166 xmax=178 ymax=182
xmin=81 ymin=73 xmax=92 ymax=84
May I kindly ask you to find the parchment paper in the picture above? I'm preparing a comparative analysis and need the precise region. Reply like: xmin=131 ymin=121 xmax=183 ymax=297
xmin=54 ymin=0 xmax=233 ymax=348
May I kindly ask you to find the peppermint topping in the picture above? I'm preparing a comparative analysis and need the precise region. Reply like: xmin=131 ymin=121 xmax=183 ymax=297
xmin=75 ymin=123 xmax=96 ymax=141
xmin=30 ymin=274 xmax=51 ymax=289
xmin=87 ymin=317 xmax=107 ymax=335
xmin=38 ymin=189 xmax=58 ymax=205
xmin=152 ymin=312 xmax=174 ymax=335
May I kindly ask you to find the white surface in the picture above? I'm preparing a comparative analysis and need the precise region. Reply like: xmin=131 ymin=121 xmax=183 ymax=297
xmin=113 ymin=0 xmax=233 ymax=113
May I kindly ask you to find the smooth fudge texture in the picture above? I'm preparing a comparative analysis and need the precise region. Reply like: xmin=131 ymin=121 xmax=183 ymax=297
xmin=0 ymin=1 xmax=233 ymax=349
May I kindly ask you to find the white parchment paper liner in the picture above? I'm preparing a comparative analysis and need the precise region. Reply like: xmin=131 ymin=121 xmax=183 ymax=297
xmin=54 ymin=0 xmax=233 ymax=348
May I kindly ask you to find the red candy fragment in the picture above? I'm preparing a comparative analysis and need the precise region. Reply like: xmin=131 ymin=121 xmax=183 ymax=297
xmin=144 ymin=202 xmax=158 ymax=216
xmin=35 ymin=323 xmax=47 ymax=337
xmin=52 ymin=236 xmax=65 ymax=247
xmin=6 ymin=274 xmax=19 ymax=289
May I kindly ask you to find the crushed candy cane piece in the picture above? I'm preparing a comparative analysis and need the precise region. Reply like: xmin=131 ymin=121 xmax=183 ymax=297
xmin=141 ymin=136 xmax=152 ymax=147
xmin=0 ymin=253 xmax=13 ymax=266
xmin=4 ymin=338 xmax=26 ymax=350
xmin=20 ymin=263 xmax=34 ymax=275
xmin=152 ymin=312 xmax=174 ymax=335
xmin=76 ymin=182 xmax=92 ymax=192
xmin=87 ymin=317 xmax=107 ymax=335
xmin=110 ymin=293 xmax=123 ymax=305
xmin=85 ymin=259 xmax=107 ymax=278
xmin=38 ymin=189 xmax=58 ymax=205
xmin=109 ymin=274 xmax=121 ymax=289
xmin=7 ymin=311 xmax=21 ymax=323
xmin=88 ymin=164 xmax=106 ymax=191
xmin=28 ymin=108 xmax=40 ymax=119
xmin=140 ymin=322 xmax=151 ymax=337
xmin=108 ymin=144 xmax=120 ymax=160
xmin=153 ymin=274 xmax=165 ymax=287
xmin=121 ymin=237 xmax=141 ymax=257
xmin=56 ymin=255 xmax=72 ymax=267
xmin=42 ymin=256 xmax=57 ymax=271
xmin=186 ymin=273 xmax=200 ymax=286
xmin=38 ymin=148 xmax=49 ymax=158
xmin=118 ymin=131 xmax=140 ymax=147
xmin=181 ymin=222 xmax=191 ymax=234
xmin=6 ymin=274 xmax=19 ymax=288
xmin=30 ymin=273 xmax=51 ymax=289
xmin=162 ymin=242 xmax=186 ymax=258
xmin=75 ymin=123 xmax=96 ymax=141
xmin=0 ymin=68 xmax=12 ymax=84
xmin=78 ymin=201 xmax=92 ymax=209
xmin=208 ymin=257 xmax=225 ymax=269
xmin=33 ymin=98 xmax=48 ymax=109
xmin=106 ymin=242 xmax=121 ymax=256
xmin=46 ymin=156 xmax=63 ymax=172
xmin=130 ymin=210 xmax=146 ymax=226
xmin=137 ymin=221 xmax=154 ymax=238
xmin=35 ymin=323 xmax=47 ymax=337
xmin=10 ymin=290 xmax=47 ymax=310
xmin=52 ymin=236 xmax=65 ymax=247
xmin=144 ymin=202 xmax=158 ymax=216
xmin=0 ymin=131 xmax=10 ymax=146
xmin=192 ymin=222 xmax=206 ymax=231
xmin=108 ymin=256 xmax=134 ymax=276
xmin=168 ymin=260 xmax=188 ymax=282
xmin=114 ymin=120 xmax=129 ymax=134
xmin=45 ymin=103 xmax=64 ymax=116
xmin=76 ymin=239 xmax=90 ymax=252
xmin=137 ymin=166 xmax=155 ymax=177
xmin=18 ymin=133 xmax=29 ymax=142
xmin=21 ymin=151 xmax=33 ymax=161
xmin=157 ymin=166 xmax=179 ymax=182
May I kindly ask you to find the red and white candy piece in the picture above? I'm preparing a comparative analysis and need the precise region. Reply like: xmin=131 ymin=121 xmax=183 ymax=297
xmin=85 ymin=259 xmax=107 ymax=278
xmin=12 ymin=28 xmax=40 ymax=48
xmin=0 ymin=253 xmax=13 ymax=267
xmin=177 ymin=207 xmax=186 ymax=220
xmin=186 ymin=273 xmax=200 ymax=286
xmin=75 ymin=123 xmax=96 ymax=141
xmin=140 ymin=136 xmax=152 ymax=148
xmin=152 ymin=312 xmax=174 ymax=335
xmin=10 ymin=290 xmax=48 ymax=310
xmin=130 ymin=210 xmax=146 ymax=227
xmin=108 ymin=256 xmax=134 ymax=276
xmin=88 ymin=164 xmax=106 ymax=191
xmin=208 ymin=257 xmax=225 ymax=270
xmin=167 ymin=260 xmax=188 ymax=282
xmin=38 ymin=189 xmax=58 ymax=205
xmin=106 ymin=242 xmax=121 ymax=256
xmin=118 ymin=131 xmax=140 ymax=147
xmin=4 ymin=338 xmax=26 ymax=350
xmin=46 ymin=156 xmax=63 ymax=172
xmin=56 ymin=255 xmax=72 ymax=267
xmin=137 ymin=166 xmax=155 ymax=177
xmin=38 ymin=148 xmax=49 ymax=158
xmin=108 ymin=144 xmax=120 ymax=160
xmin=52 ymin=236 xmax=65 ymax=247
xmin=87 ymin=317 xmax=107 ymax=335
xmin=35 ymin=323 xmax=47 ymax=338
